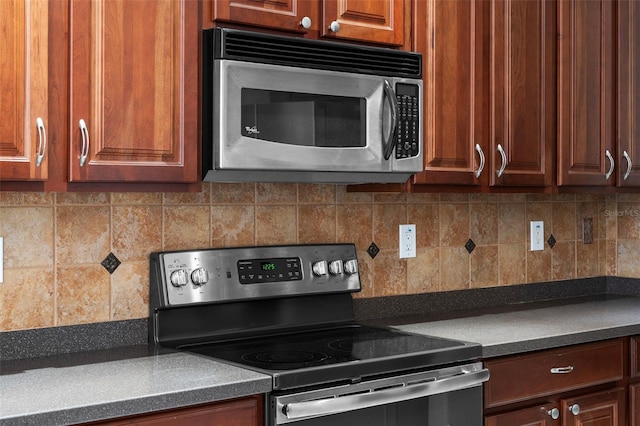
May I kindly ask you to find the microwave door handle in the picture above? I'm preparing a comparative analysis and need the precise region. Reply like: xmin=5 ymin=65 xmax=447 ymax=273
xmin=382 ymin=80 xmax=398 ymax=160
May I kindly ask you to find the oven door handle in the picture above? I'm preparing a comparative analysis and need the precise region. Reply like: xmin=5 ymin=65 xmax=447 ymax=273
xmin=280 ymin=367 xmax=489 ymax=423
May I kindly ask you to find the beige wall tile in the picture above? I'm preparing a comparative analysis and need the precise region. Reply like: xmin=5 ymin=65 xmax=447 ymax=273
xmin=211 ymin=183 xmax=255 ymax=204
xmin=56 ymin=206 xmax=110 ymax=265
xmin=552 ymin=202 xmax=577 ymax=241
xmin=336 ymin=204 xmax=373 ymax=250
xmin=0 ymin=268 xmax=54 ymax=330
xmin=498 ymin=203 xmax=525 ymax=244
xmin=576 ymin=242 xmax=599 ymax=278
xmin=440 ymin=246 xmax=469 ymax=291
xmin=112 ymin=206 xmax=163 ymax=262
xmin=440 ymin=203 xmax=469 ymax=247
xmin=408 ymin=203 xmax=439 ymax=247
xmin=298 ymin=205 xmax=336 ymax=244
xmin=336 ymin=186 xmax=372 ymax=204
xmin=57 ymin=265 xmax=110 ymax=326
xmin=551 ymin=241 xmax=576 ymax=280
xmin=470 ymin=203 xmax=498 ymax=245
xmin=298 ymin=184 xmax=336 ymax=204
xmin=56 ymin=192 xmax=109 ymax=205
xmin=111 ymin=262 xmax=149 ymax=320
xmin=0 ymin=192 xmax=53 ymax=205
xmin=256 ymin=183 xmax=297 ymax=204
xmin=111 ymin=193 xmax=162 ymax=205
xmin=470 ymin=245 xmax=498 ymax=289
xmin=373 ymin=203 xmax=407 ymax=250
xmin=353 ymin=254 xmax=374 ymax=298
xmin=618 ymin=239 xmax=640 ymax=277
xmin=163 ymin=206 xmax=210 ymax=250
xmin=527 ymin=248 xmax=551 ymax=283
xmin=255 ymin=205 xmax=297 ymax=245
xmin=211 ymin=205 xmax=255 ymax=247
xmin=499 ymin=243 xmax=526 ymax=285
xmin=0 ymin=207 xmax=53 ymax=268
xmin=372 ymin=251 xmax=407 ymax=296
xmin=408 ymin=247 xmax=440 ymax=293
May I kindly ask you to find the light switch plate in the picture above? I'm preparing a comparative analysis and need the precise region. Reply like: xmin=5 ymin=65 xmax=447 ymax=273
xmin=399 ymin=224 xmax=416 ymax=258
xmin=530 ymin=221 xmax=544 ymax=251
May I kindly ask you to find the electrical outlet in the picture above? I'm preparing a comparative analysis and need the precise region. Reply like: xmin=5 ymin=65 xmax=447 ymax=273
xmin=399 ymin=224 xmax=416 ymax=258
xmin=0 ymin=237 xmax=4 ymax=283
xmin=530 ymin=221 xmax=544 ymax=251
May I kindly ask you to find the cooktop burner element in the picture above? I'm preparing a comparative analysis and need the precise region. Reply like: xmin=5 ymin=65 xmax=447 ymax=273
xmin=241 ymin=351 xmax=329 ymax=368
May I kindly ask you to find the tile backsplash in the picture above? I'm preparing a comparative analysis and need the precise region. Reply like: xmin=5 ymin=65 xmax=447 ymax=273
xmin=0 ymin=184 xmax=636 ymax=332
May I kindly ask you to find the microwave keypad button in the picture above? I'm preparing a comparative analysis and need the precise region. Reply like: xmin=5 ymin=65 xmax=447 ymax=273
xmin=395 ymin=94 xmax=420 ymax=159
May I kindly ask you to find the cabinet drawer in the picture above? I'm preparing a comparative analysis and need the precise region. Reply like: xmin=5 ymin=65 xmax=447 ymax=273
xmin=631 ymin=336 xmax=640 ymax=378
xmin=484 ymin=338 xmax=624 ymax=408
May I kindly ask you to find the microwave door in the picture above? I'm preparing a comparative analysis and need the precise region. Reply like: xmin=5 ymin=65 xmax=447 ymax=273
xmin=215 ymin=60 xmax=393 ymax=173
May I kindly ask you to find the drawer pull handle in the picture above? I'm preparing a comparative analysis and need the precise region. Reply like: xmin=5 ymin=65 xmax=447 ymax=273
xmin=547 ymin=408 xmax=560 ymax=420
xmin=550 ymin=366 xmax=574 ymax=374
xmin=569 ymin=404 xmax=580 ymax=416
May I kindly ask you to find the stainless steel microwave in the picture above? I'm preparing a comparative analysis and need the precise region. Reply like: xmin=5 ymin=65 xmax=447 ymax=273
xmin=202 ymin=28 xmax=423 ymax=184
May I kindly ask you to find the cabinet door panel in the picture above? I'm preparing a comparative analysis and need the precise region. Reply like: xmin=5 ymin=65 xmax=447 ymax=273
xmin=485 ymin=403 xmax=560 ymax=426
xmin=617 ymin=0 xmax=640 ymax=187
xmin=212 ymin=0 xmax=317 ymax=34
xmin=69 ymin=0 xmax=198 ymax=183
xmin=322 ymin=0 xmax=403 ymax=46
xmin=0 ymin=0 xmax=48 ymax=181
xmin=557 ymin=0 xmax=614 ymax=186
xmin=490 ymin=0 xmax=555 ymax=187
xmin=561 ymin=388 xmax=625 ymax=426
xmin=413 ymin=0 xmax=487 ymax=186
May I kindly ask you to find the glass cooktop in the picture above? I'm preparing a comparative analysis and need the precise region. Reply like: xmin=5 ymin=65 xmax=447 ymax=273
xmin=178 ymin=324 xmax=480 ymax=389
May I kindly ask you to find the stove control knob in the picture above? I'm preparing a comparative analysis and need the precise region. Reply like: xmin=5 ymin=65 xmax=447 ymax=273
xmin=170 ymin=269 xmax=189 ymax=287
xmin=344 ymin=259 xmax=358 ymax=275
xmin=312 ymin=260 xmax=328 ymax=276
xmin=191 ymin=268 xmax=209 ymax=286
xmin=328 ymin=260 xmax=343 ymax=275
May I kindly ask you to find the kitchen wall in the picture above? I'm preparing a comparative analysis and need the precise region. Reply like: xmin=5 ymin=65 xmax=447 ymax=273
xmin=1 ymin=184 xmax=638 ymax=332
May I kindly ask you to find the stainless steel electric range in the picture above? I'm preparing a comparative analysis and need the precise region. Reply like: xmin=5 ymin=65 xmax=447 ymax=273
xmin=149 ymin=244 xmax=489 ymax=425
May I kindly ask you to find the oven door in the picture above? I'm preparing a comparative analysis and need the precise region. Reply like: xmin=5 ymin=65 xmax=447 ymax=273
xmin=213 ymin=60 xmax=422 ymax=175
xmin=270 ymin=362 xmax=489 ymax=426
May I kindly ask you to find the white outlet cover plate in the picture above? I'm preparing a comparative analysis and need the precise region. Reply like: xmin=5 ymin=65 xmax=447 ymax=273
xmin=530 ymin=221 xmax=544 ymax=251
xmin=399 ymin=224 xmax=416 ymax=258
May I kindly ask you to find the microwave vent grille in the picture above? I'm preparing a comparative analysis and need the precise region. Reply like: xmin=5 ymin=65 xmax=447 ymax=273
xmin=212 ymin=28 xmax=421 ymax=79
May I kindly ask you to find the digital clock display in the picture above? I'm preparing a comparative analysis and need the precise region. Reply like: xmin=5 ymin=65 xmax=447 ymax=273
xmin=261 ymin=262 xmax=276 ymax=271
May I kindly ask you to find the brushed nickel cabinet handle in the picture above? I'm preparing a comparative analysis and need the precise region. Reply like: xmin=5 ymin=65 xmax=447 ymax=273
xmin=605 ymin=149 xmax=614 ymax=179
xmin=550 ymin=366 xmax=574 ymax=374
xmin=624 ymin=150 xmax=632 ymax=180
xmin=474 ymin=144 xmax=485 ymax=178
xmin=547 ymin=408 xmax=559 ymax=419
xmin=496 ymin=144 xmax=507 ymax=177
xmin=35 ymin=117 xmax=47 ymax=167
xmin=79 ymin=119 xmax=89 ymax=167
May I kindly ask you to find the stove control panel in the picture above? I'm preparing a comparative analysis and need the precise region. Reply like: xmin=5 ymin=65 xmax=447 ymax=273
xmin=151 ymin=244 xmax=361 ymax=306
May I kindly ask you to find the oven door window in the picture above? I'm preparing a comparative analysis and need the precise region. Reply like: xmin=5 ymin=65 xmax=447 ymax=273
xmin=241 ymin=89 xmax=366 ymax=148
xmin=270 ymin=386 xmax=483 ymax=426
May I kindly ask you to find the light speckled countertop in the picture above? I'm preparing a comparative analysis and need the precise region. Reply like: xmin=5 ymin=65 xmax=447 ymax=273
xmin=395 ymin=296 xmax=640 ymax=358
xmin=0 ymin=349 xmax=271 ymax=426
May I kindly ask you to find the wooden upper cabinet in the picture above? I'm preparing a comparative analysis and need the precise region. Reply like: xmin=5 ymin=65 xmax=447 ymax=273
xmin=211 ymin=0 xmax=319 ymax=35
xmin=322 ymin=0 xmax=403 ymax=46
xmin=557 ymin=0 xmax=615 ymax=186
xmin=412 ymin=0 xmax=487 ymax=186
xmin=489 ymin=0 xmax=555 ymax=187
xmin=0 ymin=0 xmax=48 ymax=182
xmin=617 ymin=0 xmax=640 ymax=187
xmin=69 ymin=0 xmax=198 ymax=183
xmin=209 ymin=0 xmax=404 ymax=46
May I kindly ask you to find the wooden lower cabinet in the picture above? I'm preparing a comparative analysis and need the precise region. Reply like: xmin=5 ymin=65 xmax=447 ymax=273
xmin=87 ymin=395 xmax=263 ymax=426
xmin=483 ymin=339 xmax=627 ymax=426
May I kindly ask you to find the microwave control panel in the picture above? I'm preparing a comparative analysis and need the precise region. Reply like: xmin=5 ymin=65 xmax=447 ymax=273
xmin=395 ymin=83 xmax=420 ymax=159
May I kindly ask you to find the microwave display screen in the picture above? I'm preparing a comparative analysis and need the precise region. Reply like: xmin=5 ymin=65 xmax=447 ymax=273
xmin=241 ymin=89 xmax=366 ymax=147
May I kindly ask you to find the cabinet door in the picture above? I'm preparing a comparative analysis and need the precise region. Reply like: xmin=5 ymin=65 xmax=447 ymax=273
xmin=412 ymin=0 xmax=488 ymax=186
xmin=322 ymin=0 xmax=404 ymax=46
xmin=485 ymin=403 xmax=560 ymax=426
xmin=210 ymin=0 xmax=318 ymax=35
xmin=617 ymin=0 xmax=640 ymax=187
xmin=557 ymin=0 xmax=615 ymax=186
xmin=0 ymin=0 xmax=48 ymax=182
xmin=490 ymin=0 xmax=555 ymax=187
xmin=560 ymin=388 xmax=625 ymax=426
xmin=69 ymin=0 xmax=198 ymax=183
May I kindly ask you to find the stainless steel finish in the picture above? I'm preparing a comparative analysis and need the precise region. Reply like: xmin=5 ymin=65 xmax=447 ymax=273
xmin=344 ymin=259 xmax=358 ymax=275
xmin=496 ymin=144 xmax=507 ymax=177
xmin=605 ymin=149 xmax=615 ymax=179
xmin=155 ymin=244 xmax=360 ymax=306
xmin=312 ymin=260 xmax=327 ymax=276
xmin=474 ymin=144 xmax=485 ymax=178
xmin=382 ymin=79 xmax=398 ymax=161
xmin=79 ymin=119 xmax=89 ymax=167
xmin=204 ymin=59 xmax=423 ymax=184
xmin=329 ymin=21 xmax=340 ymax=32
xmin=300 ymin=16 xmax=312 ymax=29
xmin=569 ymin=404 xmax=580 ymax=415
xmin=275 ymin=362 xmax=489 ymax=424
xmin=547 ymin=408 xmax=560 ymax=419
xmin=550 ymin=366 xmax=574 ymax=374
xmin=35 ymin=117 xmax=47 ymax=167
xmin=624 ymin=150 xmax=632 ymax=180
